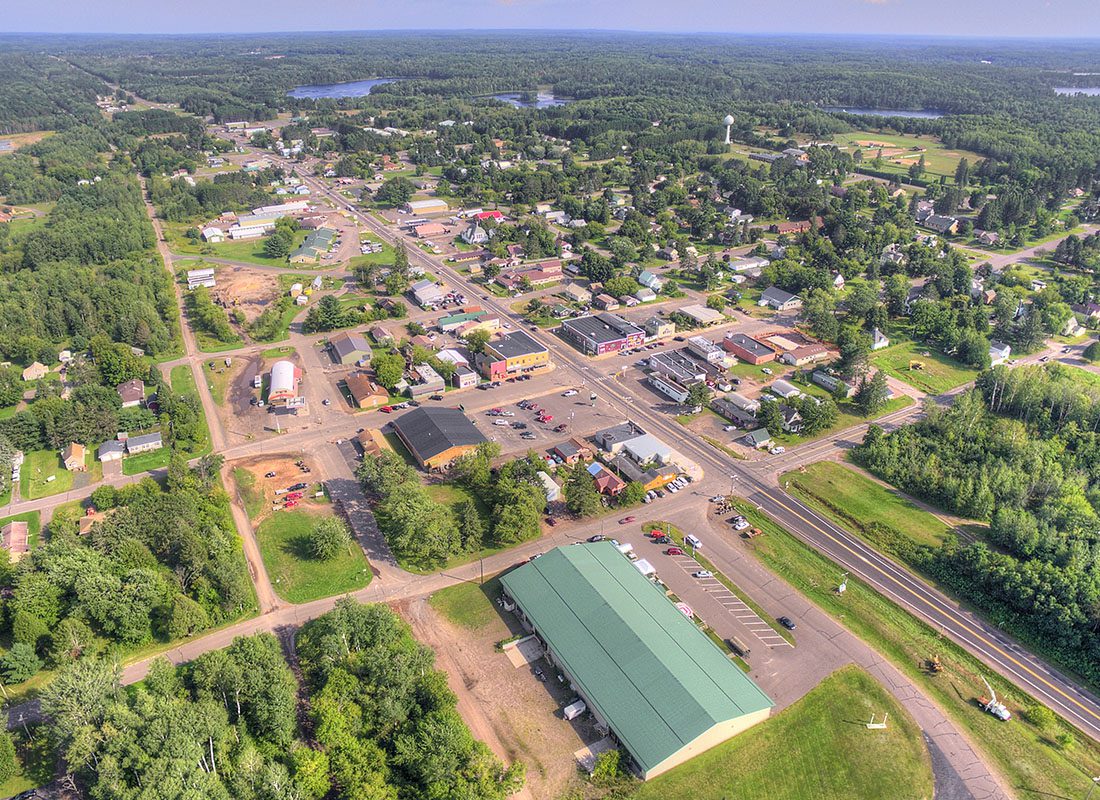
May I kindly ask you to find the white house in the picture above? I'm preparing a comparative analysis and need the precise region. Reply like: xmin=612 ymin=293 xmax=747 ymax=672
xmin=990 ymin=341 xmax=1012 ymax=366
xmin=871 ymin=328 xmax=890 ymax=351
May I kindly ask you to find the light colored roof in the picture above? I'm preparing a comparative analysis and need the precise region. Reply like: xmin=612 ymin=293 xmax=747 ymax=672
xmin=500 ymin=543 xmax=773 ymax=775
xmin=270 ymin=360 xmax=297 ymax=397
xmin=623 ymin=433 xmax=672 ymax=464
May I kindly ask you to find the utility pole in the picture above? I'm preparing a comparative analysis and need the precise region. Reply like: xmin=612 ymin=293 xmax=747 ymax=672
xmin=1085 ymin=776 xmax=1100 ymax=800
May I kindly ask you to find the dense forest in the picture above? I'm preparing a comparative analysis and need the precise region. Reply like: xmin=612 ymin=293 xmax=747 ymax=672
xmin=33 ymin=601 xmax=526 ymax=800
xmin=854 ymin=365 xmax=1100 ymax=683
xmin=0 ymin=458 xmax=253 ymax=687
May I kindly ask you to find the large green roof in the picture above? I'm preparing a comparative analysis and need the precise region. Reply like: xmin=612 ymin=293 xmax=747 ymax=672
xmin=500 ymin=542 xmax=773 ymax=774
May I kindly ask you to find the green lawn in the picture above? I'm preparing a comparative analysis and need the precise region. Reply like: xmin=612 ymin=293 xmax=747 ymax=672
xmin=232 ymin=467 xmax=266 ymax=520
xmin=170 ymin=365 xmax=211 ymax=457
xmin=429 ymin=575 xmax=506 ymax=630
xmin=0 ymin=730 xmax=56 ymax=798
xmin=122 ymin=446 xmax=171 ymax=475
xmin=165 ymin=223 xmax=312 ymax=268
xmin=20 ymin=448 xmax=101 ymax=500
xmin=871 ymin=338 xmax=978 ymax=395
xmin=631 ymin=666 xmax=932 ymax=800
xmin=832 ymin=130 xmax=982 ymax=181
xmin=733 ymin=499 xmax=1100 ymax=799
xmin=782 ymin=462 xmax=953 ymax=551
xmin=0 ymin=511 xmax=40 ymax=549
xmin=255 ymin=510 xmax=371 ymax=604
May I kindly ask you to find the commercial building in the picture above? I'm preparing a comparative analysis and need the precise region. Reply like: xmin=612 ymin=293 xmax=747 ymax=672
xmin=411 ymin=279 xmax=446 ymax=308
xmin=453 ymin=364 xmax=479 ymax=389
xmin=186 ymin=267 xmax=217 ymax=289
xmin=412 ymin=222 xmax=448 ymax=239
xmin=686 ymin=336 xmax=724 ymax=364
xmin=391 ymin=406 xmax=487 ymax=470
xmin=268 ymin=360 xmax=302 ymax=406
xmin=409 ymin=364 xmax=446 ymax=398
xmin=648 ymin=373 xmax=691 ymax=403
xmin=677 ymin=304 xmax=724 ymax=327
xmin=722 ymin=333 xmax=776 ymax=365
xmin=328 ymin=331 xmax=372 ymax=366
xmin=643 ymin=317 xmax=676 ymax=340
xmin=779 ymin=343 xmax=829 ymax=367
xmin=289 ymin=227 xmax=337 ymax=263
xmin=648 ymin=350 xmax=707 ymax=385
xmin=406 ymin=198 xmax=450 ymax=215
xmin=500 ymin=543 xmax=773 ymax=780
xmin=479 ymin=331 xmax=551 ymax=379
xmin=561 ymin=314 xmax=645 ymax=356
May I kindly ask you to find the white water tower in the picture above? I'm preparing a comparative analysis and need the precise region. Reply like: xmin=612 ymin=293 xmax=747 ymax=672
xmin=722 ymin=114 xmax=735 ymax=145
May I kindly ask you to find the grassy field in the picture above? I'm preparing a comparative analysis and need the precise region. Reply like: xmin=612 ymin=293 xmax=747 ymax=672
xmin=631 ymin=666 xmax=932 ymax=800
xmin=871 ymin=338 xmax=978 ymax=394
xmin=121 ymin=446 xmax=171 ymax=476
xmin=165 ymin=222 xmax=312 ymax=268
xmin=782 ymin=462 xmax=953 ymax=551
xmin=20 ymin=448 xmax=101 ymax=500
xmin=429 ymin=575 xmax=506 ymax=630
xmin=232 ymin=467 xmax=266 ymax=520
xmin=832 ymin=130 xmax=982 ymax=182
xmin=255 ymin=509 xmax=371 ymax=604
xmin=170 ymin=365 xmax=212 ymax=457
xmin=732 ymin=499 xmax=1100 ymax=799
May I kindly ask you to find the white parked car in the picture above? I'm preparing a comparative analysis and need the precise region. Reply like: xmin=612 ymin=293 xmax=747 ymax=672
xmin=562 ymin=389 xmax=579 ymax=397
xmin=770 ymin=446 xmax=786 ymax=455
xmin=692 ymin=570 xmax=714 ymax=579
xmin=493 ymin=420 xmax=510 ymax=426
xmin=732 ymin=517 xmax=750 ymax=531
xmin=762 ymin=367 xmax=773 ymax=375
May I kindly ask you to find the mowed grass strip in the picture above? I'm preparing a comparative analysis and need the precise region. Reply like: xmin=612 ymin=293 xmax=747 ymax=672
xmin=782 ymin=461 xmax=953 ymax=550
xmin=733 ymin=500 xmax=1100 ymax=799
xmin=871 ymin=338 xmax=977 ymax=395
xmin=632 ymin=665 xmax=932 ymax=800
xmin=255 ymin=509 xmax=371 ymax=604
xmin=429 ymin=575 xmax=507 ymax=631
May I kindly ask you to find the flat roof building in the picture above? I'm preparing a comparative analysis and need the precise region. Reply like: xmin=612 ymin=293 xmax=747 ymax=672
xmin=560 ymin=314 xmax=645 ymax=356
xmin=501 ymin=543 xmax=773 ymax=780
xmin=722 ymin=333 xmax=776 ymax=365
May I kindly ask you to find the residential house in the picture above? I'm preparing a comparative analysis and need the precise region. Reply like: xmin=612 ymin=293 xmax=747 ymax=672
xmin=62 ymin=443 xmax=86 ymax=471
xmin=22 ymin=362 xmax=48 ymax=382
xmin=832 ymin=273 xmax=845 ymax=291
xmin=759 ymin=287 xmax=802 ymax=311
xmin=871 ymin=328 xmax=890 ymax=351
xmin=328 ymin=331 xmax=372 ymax=366
xmin=812 ymin=370 xmax=856 ymax=398
xmin=977 ymin=230 xmax=1001 ymax=246
xmin=586 ymin=462 xmax=626 ymax=496
xmin=561 ymin=283 xmax=592 ymax=304
xmin=741 ymin=428 xmax=773 ymax=449
xmin=634 ymin=287 xmax=657 ymax=303
xmin=990 ymin=341 xmax=1012 ymax=366
xmin=116 ymin=379 xmax=145 ymax=408
xmin=880 ymin=244 xmax=907 ymax=269
xmin=97 ymin=440 xmax=126 ymax=462
xmin=594 ymin=294 xmax=620 ymax=311
xmin=923 ymin=215 xmax=958 ymax=235
xmin=126 ymin=432 xmax=163 ymax=455
xmin=779 ymin=405 xmax=803 ymax=434
xmin=345 ymin=373 xmax=389 ymax=409
xmin=368 ymin=325 xmax=393 ymax=345
xmin=710 ymin=396 xmax=757 ymax=427
xmin=637 ymin=270 xmax=665 ymax=292
xmin=0 ymin=521 xmax=29 ymax=561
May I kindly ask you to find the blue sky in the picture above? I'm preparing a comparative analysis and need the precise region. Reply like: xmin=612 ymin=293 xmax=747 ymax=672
xmin=7 ymin=0 xmax=1100 ymax=37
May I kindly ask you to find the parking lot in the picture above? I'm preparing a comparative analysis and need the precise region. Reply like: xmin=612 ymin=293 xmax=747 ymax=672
xmin=618 ymin=528 xmax=793 ymax=651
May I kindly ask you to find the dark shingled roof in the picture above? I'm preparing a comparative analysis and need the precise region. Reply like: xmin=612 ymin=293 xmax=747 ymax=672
xmin=392 ymin=406 xmax=487 ymax=464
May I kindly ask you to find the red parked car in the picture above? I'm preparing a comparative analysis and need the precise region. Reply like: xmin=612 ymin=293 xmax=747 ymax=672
xmin=666 ymin=547 xmax=684 ymax=556
xmin=539 ymin=414 xmax=553 ymax=423
xmin=380 ymin=406 xmax=393 ymax=413
xmin=618 ymin=515 xmax=635 ymax=525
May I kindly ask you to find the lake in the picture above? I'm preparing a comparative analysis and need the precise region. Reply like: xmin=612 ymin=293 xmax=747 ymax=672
xmin=825 ymin=107 xmax=945 ymax=119
xmin=1054 ymin=87 xmax=1100 ymax=96
xmin=491 ymin=92 xmax=571 ymax=109
xmin=288 ymin=78 xmax=397 ymax=99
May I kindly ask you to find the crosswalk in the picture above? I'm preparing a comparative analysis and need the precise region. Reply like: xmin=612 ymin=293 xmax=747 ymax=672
xmin=667 ymin=553 xmax=792 ymax=648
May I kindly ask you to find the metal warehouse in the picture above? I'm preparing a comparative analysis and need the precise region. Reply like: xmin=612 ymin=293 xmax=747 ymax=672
xmin=500 ymin=542 xmax=773 ymax=780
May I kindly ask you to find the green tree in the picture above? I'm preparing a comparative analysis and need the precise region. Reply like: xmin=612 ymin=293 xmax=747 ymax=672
xmin=706 ymin=293 xmax=726 ymax=312
xmin=686 ymin=382 xmax=712 ymax=410
xmin=0 ymin=643 xmax=41 ymax=683
xmin=168 ymin=593 xmax=211 ymax=638
xmin=1084 ymin=340 xmax=1100 ymax=363
xmin=375 ymin=177 xmax=416 ymax=207
xmin=309 ymin=516 xmax=353 ymax=560
xmin=619 ymin=481 xmax=647 ymax=506
xmin=463 ymin=329 xmax=491 ymax=354
xmin=457 ymin=499 xmax=485 ymax=552
xmin=0 ymin=731 xmax=16 ymax=785
xmin=855 ymin=370 xmax=890 ymax=416
xmin=564 ymin=462 xmax=601 ymax=517
xmin=372 ymin=353 xmax=406 ymax=390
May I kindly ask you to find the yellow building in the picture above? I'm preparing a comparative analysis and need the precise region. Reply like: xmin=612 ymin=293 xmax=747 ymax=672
xmin=481 ymin=331 xmax=551 ymax=380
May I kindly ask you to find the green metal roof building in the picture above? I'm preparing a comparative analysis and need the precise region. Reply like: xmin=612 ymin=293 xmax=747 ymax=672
xmin=500 ymin=543 xmax=773 ymax=779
